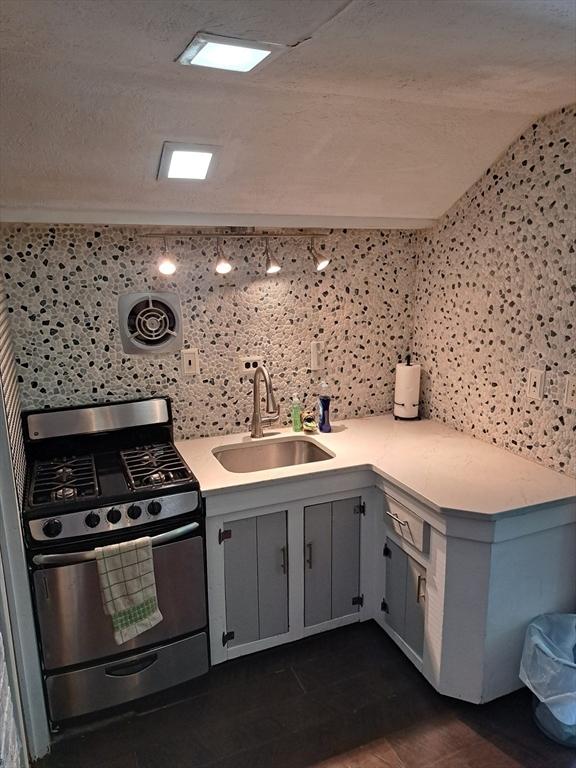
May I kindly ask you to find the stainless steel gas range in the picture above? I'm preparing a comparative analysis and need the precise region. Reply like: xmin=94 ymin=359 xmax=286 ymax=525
xmin=22 ymin=397 xmax=209 ymax=725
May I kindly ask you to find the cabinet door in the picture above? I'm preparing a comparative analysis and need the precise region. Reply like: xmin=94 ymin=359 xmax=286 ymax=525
xmin=257 ymin=511 xmax=289 ymax=640
xmin=385 ymin=538 xmax=408 ymax=638
xmin=404 ymin=557 xmax=426 ymax=657
xmin=304 ymin=502 xmax=332 ymax=627
xmin=331 ymin=497 xmax=361 ymax=619
xmin=224 ymin=518 xmax=259 ymax=647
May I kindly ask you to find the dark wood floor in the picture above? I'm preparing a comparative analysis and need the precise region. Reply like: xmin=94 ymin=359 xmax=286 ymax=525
xmin=36 ymin=622 xmax=574 ymax=768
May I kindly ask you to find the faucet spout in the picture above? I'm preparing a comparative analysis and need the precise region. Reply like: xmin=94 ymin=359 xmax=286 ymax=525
xmin=251 ymin=365 xmax=280 ymax=439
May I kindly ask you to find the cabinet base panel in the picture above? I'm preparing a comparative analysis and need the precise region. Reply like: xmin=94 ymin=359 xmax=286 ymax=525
xmin=214 ymin=614 xmax=363 ymax=664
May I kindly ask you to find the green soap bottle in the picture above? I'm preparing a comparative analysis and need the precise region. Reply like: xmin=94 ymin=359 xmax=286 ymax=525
xmin=290 ymin=393 xmax=303 ymax=432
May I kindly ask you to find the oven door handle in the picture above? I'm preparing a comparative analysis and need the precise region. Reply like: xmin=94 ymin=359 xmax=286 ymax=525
xmin=32 ymin=522 xmax=200 ymax=566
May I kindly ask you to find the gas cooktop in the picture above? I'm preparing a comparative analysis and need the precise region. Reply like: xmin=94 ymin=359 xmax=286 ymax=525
xmin=26 ymin=441 xmax=196 ymax=517
xmin=22 ymin=398 xmax=202 ymax=545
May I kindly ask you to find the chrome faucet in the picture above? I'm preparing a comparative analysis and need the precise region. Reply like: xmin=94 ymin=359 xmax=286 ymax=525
xmin=250 ymin=365 xmax=280 ymax=438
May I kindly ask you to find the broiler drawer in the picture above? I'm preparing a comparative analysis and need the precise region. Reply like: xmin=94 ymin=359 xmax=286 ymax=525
xmin=383 ymin=493 xmax=430 ymax=553
xmin=46 ymin=631 xmax=208 ymax=721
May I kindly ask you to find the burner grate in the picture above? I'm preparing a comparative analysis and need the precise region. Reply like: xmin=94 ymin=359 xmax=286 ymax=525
xmin=120 ymin=443 xmax=192 ymax=490
xmin=30 ymin=455 xmax=98 ymax=507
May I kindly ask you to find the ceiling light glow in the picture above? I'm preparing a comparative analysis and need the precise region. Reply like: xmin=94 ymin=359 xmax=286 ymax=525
xmin=168 ymin=150 xmax=213 ymax=179
xmin=177 ymin=32 xmax=285 ymax=73
xmin=191 ymin=42 xmax=270 ymax=72
xmin=157 ymin=142 xmax=219 ymax=181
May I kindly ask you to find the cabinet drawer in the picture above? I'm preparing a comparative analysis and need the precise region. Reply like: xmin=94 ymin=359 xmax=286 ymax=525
xmin=384 ymin=494 xmax=430 ymax=553
xmin=46 ymin=632 xmax=208 ymax=721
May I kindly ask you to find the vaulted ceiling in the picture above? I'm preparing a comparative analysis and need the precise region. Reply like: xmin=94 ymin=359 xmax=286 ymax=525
xmin=0 ymin=0 xmax=574 ymax=227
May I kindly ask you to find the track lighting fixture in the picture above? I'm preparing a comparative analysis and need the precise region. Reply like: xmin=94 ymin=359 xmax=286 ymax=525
xmin=309 ymin=238 xmax=330 ymax=271
xmin=158 ymin=238 xmax=177 ymax=275
xmin=264 ymin=238 xmax=281 ymax=275
xmin=215 ymin=238 xmax=232 ymax=274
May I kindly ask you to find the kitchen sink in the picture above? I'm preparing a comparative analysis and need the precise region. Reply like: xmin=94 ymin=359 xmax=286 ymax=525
xmin=213 ymin=437 xmax=334 ymax=473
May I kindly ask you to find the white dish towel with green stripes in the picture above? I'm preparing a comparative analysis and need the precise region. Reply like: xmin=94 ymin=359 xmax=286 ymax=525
xmin=95 ymin=537 xmax=163 ymax=645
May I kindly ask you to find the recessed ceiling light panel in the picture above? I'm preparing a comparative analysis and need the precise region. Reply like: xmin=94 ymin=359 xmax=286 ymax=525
xmin=177 ymin=32 xmax=286 ymax=73
xmin=157 ymin=142 xmax=219 ymax=181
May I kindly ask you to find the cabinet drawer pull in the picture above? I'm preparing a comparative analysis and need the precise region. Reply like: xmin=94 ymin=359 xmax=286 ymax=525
xmin=384 ymin=509 xmax=408 ymax=527
xmin=417 ymin=574 xmax=427 ymax=604
xmin=105 ymin=653 xmax=158 ymax=677
xmin=280 ymin=545 xmax=288 ymax=575
xmin=306 ymin=542 xmax=313 ymax=569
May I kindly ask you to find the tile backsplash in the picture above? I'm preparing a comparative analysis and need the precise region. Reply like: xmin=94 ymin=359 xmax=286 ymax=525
xmin=413 ymin=105 xmax=575 ymax=475
xmin=0 ymin=227 xmax=418 ymax=439
xmin=1 ymin=105 xmax=573 ymax=474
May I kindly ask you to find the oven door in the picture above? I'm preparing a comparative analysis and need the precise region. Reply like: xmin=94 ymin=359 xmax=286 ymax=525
xmin=33 ymin=526 xmax=206 ymax=670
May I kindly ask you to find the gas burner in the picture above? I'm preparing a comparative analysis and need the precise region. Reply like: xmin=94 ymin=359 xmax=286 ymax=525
xmin=121 ymin=444 xmax=191 ymax=490
xmin=55 ymin=466 xmax=75 ymax=482
xmin=143 ymin=470 xmax=174 ymax=486
xmin=29 ymin=455 xmax=98 ymax=508
xmin=53 ymin=486 xmax=78 ymax=502
xmin=141 ymin=453 xmax=160 ymax=467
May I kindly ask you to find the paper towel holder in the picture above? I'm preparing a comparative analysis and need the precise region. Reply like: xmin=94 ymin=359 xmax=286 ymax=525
xmin=393 ymin=353 xmax=421 ymax=421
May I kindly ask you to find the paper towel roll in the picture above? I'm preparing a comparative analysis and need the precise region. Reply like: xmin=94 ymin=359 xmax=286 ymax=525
xmin=394 ymin=363 xmax=421 ymax=420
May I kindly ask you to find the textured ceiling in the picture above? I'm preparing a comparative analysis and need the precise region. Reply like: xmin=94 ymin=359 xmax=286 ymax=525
xmin=0 ymin=0 xmax=575 ymax=227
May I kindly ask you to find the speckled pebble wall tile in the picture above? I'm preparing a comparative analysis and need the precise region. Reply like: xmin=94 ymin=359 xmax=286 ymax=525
xmin=412 ymin=105 xmax=575 ymax=475
xmin=0 ymin=227 xmax=417 ymax=439
xmin=1 ymin=105 xmax=574 ymax=475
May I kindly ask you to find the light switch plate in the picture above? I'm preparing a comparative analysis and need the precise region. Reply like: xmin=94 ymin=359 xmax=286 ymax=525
xmin=310 ymin=341 xmax=324 ymax=371
xmin=181 ymin=348 xmax=200 ymax=377
xmin=564 ymin=375 xmax=576 ymax=409
xmin=526 ymin=368 xmax=545 ymax=401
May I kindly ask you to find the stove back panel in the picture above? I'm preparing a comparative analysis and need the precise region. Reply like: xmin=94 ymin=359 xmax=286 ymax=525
xmin=25 ymin=398 xmax=170 ymax=442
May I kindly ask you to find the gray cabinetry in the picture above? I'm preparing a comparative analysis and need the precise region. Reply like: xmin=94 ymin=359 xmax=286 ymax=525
xmin=384 ymin=538 xmax=426 ymax=657
xmin=303 ymin=502 xmax=332 ymax=626
xmin=304 ymin=497 xmax=361 ymax=627
xmin=224 ymin=511 xmax=288 ymax=647
xmin=257 ymin=511 xmax=289 ymax=640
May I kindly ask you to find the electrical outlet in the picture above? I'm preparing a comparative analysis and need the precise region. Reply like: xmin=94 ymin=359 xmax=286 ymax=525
xmin=564 ymin=375 xmax=576 ymax=409
xmin=238 ymin=356 xmax=264 ymax=379
xmin=526 ymin=368 xmax=545 ymax=401
xmin=181 ymin=348 xmax=200 ymax=377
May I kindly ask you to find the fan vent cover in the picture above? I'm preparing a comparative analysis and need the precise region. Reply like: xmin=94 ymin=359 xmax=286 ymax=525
xmin=118 ymin=292 xmax=182 ymax=354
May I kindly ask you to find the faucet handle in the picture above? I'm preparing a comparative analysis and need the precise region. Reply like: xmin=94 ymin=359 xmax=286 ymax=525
xmin=264 ymin=404 xmax=281 ymax=423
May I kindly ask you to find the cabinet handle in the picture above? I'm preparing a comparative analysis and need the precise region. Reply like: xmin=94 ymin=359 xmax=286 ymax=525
xmin=105 ymin=653 xmax=158 ymax=677
xmin=384 ymin=509 xmax=408 ymax=527
xmin=280 ymin=545 xmax=288 ymax=575
xmin=417 ymin=574 xmax=427 ymax=604
xmin=306 ymin=542 xmax=313 ymax=569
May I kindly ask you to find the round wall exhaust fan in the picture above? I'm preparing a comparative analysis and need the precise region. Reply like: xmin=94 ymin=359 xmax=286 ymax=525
xmin=118 ymin=292 xmax=183 ymax=355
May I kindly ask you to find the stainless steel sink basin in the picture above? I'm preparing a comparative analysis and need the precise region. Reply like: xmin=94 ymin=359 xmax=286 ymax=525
xmin=213 ymin=437 xmax=334 ymax=473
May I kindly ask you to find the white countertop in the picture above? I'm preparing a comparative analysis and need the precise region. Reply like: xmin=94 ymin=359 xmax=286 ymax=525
xmin=176 ymin=415 xmax=576 ymax=518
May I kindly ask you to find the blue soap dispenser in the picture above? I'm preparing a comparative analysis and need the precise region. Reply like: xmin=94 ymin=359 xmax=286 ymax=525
xmin=318 ymin=381 xmax=332 ymax=433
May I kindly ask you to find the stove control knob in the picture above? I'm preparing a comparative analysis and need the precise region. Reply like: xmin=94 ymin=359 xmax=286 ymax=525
xmin=127 ymin=505 xmax=142 ymax=520
xmin=147 ymin=501 xmax=162 ymax=516
xmin=43 ymin=519 xmax=62 ymax=538
xmin=107 ymin=508 xmax=122 ymax=524
xmin=85 ymin=511 xmax=101 ymax=528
